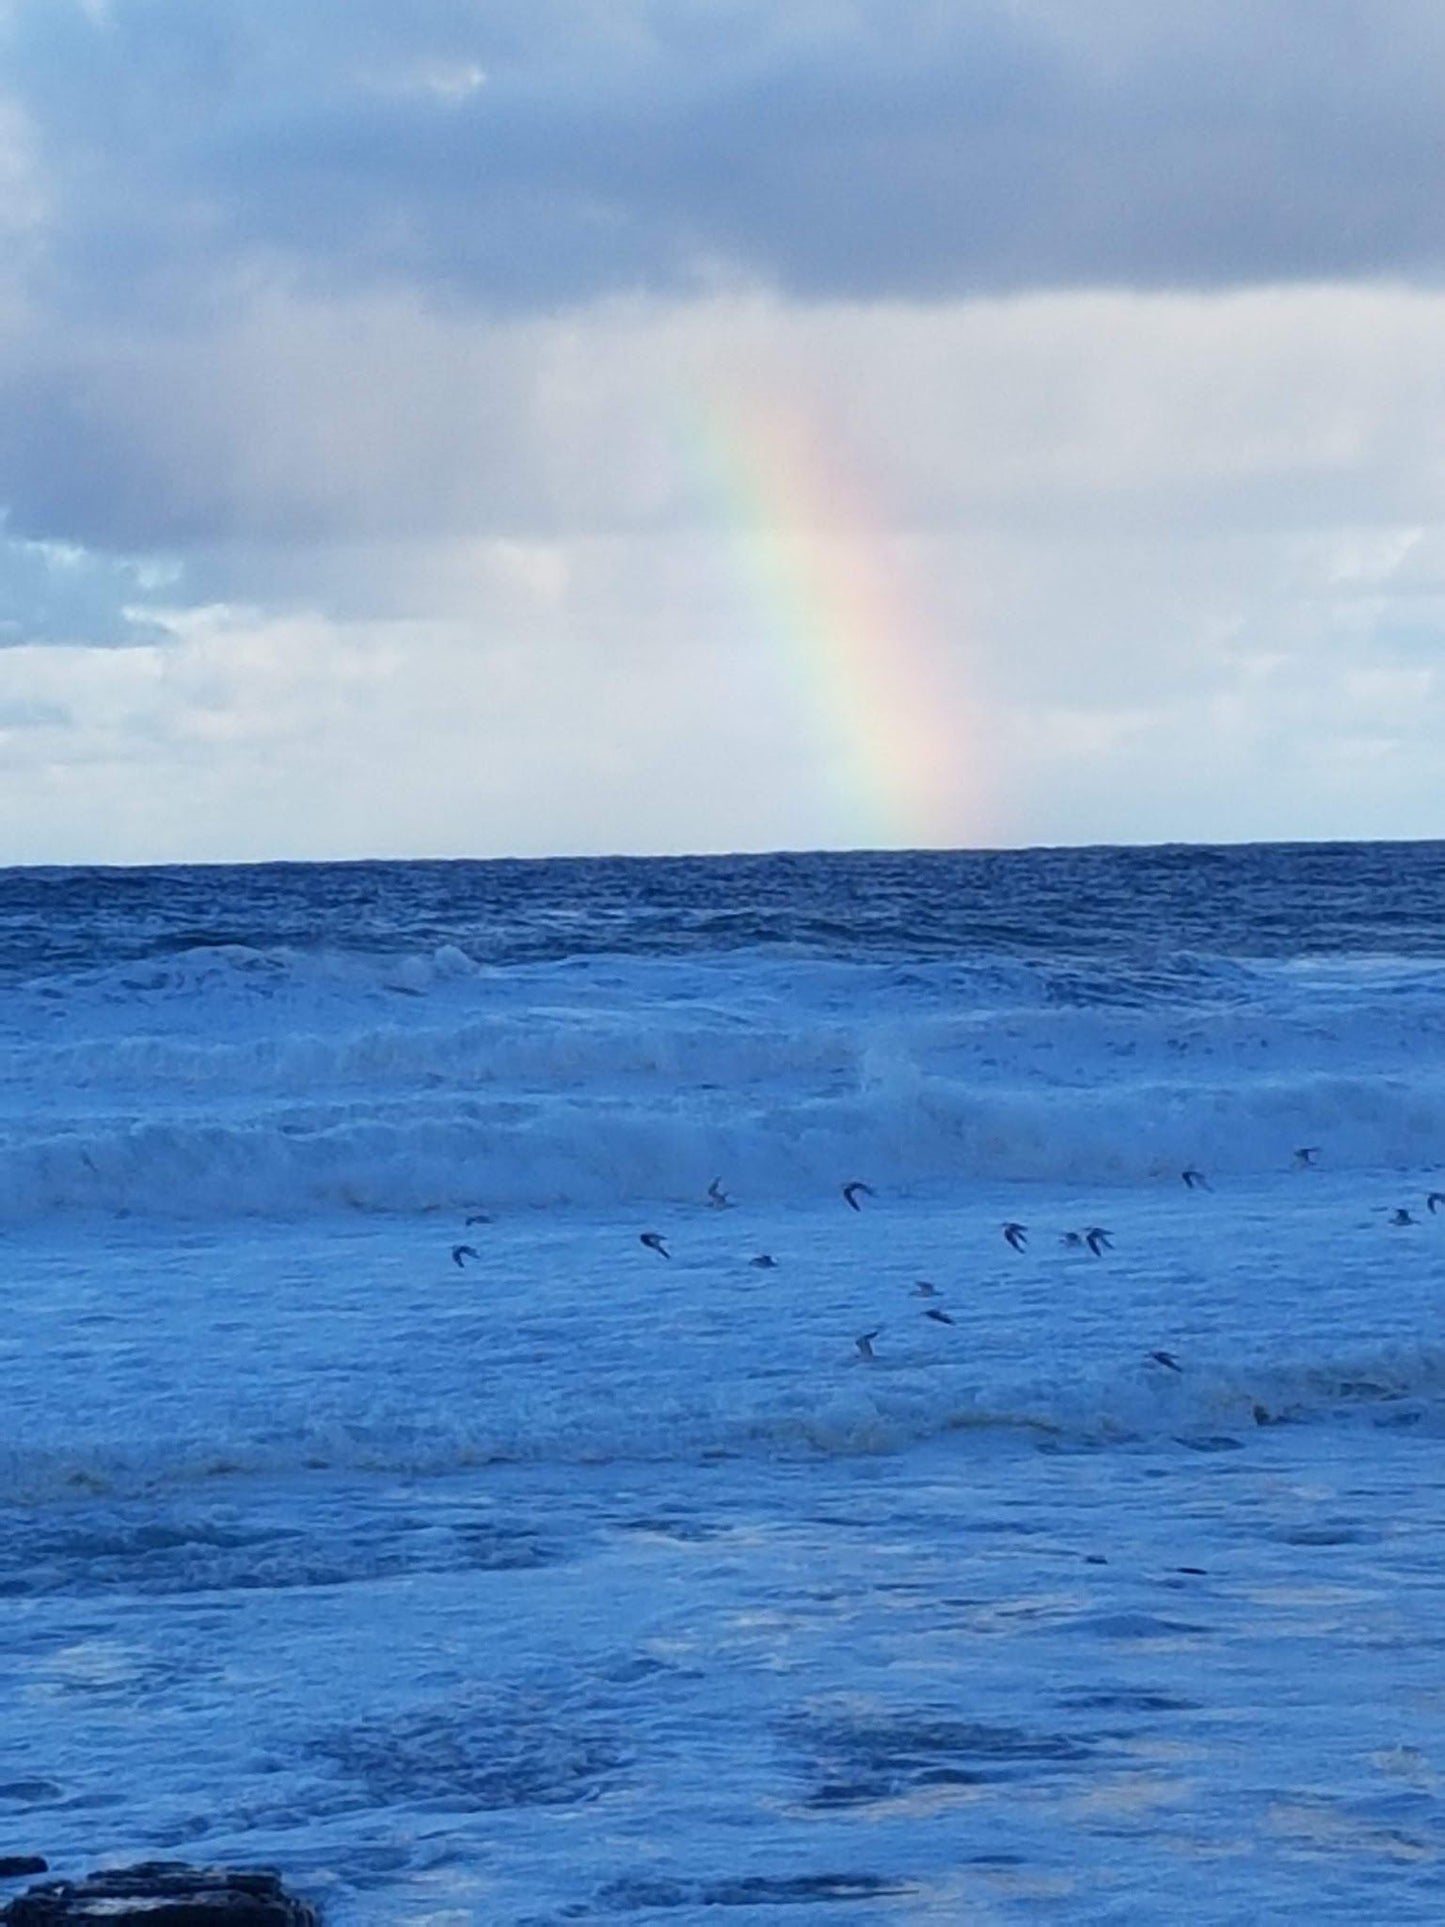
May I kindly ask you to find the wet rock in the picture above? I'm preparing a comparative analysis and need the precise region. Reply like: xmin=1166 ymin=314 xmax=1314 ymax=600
xmin=0 ymin=1860 xmax=319 ymax=1924
xmin=0 ymin=1865 xmax=46 ymax=1883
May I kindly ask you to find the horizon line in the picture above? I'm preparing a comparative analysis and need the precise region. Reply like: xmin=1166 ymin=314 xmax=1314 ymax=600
xmin=2 ymin=832 xmax=1442 ymax=875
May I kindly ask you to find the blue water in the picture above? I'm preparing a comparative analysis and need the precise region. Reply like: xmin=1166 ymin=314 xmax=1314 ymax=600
xmin=5 ymin=840 xmax=1444 ymax=979
xmin=3 ymin=843 xmax=1445 ymax=1923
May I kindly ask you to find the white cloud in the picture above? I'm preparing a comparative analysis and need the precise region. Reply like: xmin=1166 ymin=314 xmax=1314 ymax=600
xmin=3 ymin=279 xmax=1444 ymax=858
xmin=0 ymin=583 xmax=853 ymax=862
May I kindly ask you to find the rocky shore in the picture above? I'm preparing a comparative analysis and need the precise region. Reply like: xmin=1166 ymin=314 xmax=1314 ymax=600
xmin=0 ymin=1861 xmax=319 ymax=1924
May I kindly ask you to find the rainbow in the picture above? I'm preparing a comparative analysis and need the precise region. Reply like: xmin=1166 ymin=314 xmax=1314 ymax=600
xmin=693 ymin=384 xmax=981 ymax=849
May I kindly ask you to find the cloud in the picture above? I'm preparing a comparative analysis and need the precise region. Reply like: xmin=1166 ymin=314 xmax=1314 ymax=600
xmin=6 ymin=276 xmax=1445 ymax=553
xmin=0 ymin=696 xmax=66 ymax=728
xmin=1 ymin=6 xmax=1443 ymax=856
xmin=5 ymin=0 xmax=1445 ymax=323
xmin=0 ymin=587 xmax=859 ymax=863
xmin=2 ymin=495 xmax=1439 ymax=863
xmin=1 ymin=279 xmax=1442 ymax=857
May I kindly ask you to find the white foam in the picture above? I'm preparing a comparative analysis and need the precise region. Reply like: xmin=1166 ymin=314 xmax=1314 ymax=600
xmin=1 ymin=941 xmax=1443 ymax=1217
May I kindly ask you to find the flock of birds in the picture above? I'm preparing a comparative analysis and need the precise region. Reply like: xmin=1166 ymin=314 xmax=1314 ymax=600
xmin=445 ymin=1149 xmax=1445 ymax=1375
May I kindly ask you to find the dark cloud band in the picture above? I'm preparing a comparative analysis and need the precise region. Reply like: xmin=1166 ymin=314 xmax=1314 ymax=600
xmin=8 ymin=0 xmax=1445 ymax=315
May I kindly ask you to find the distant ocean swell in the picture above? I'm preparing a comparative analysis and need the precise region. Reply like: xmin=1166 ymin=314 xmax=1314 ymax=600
xmin=19 ymin=934 xmax=1445 ymax=1009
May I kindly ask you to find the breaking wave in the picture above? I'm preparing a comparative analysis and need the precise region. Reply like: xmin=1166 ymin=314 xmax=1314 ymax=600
xmin=4 ymin=1340 xmax=1444 ymax=1508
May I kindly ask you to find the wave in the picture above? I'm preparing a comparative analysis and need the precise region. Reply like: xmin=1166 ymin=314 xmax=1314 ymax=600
xmin=4 ymin=938 xmax=1443 ymax=1219
xmin=16 ymin=958 xmax=1445 ymax=1090
xmin=4 ymin=1341 xmax=1443 ymax=1509
xmin=21 ymin=931 xmax=1445 ymax=1015
xmin=1 ymin=1059 xmax=1442 ymax=1218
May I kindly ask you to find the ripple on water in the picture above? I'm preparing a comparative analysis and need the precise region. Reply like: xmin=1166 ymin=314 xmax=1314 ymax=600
xmin=783 ymin=1706 xmax=1098 ymax=1808
xmin=0 ymin=1508 xmax=560 ymax=1599
xmin=1057 ymin=1687 xmax=1202 ymax=1714
xmin=596 ymin=1871 xmax=915 ymax=1910
xmin=1065 ymin=1610 xmax=1209 ymax=1643
xmin=311 ymin=1685 xmax=629 ymax=1811
xmin=0 ymin=1779 xmax=65 ymax=1806
xmin=1269 ymin=1522 xmax=1378 ymax=1546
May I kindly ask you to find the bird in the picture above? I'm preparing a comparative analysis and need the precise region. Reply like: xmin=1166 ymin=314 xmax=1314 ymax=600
xmin=1428 ymin=1192 xmax=1445 ymax=1215
xmin=1181 ymin=1167 xmax=1210 ymax=1190
xmin=1002 ymin=1222 xmax=1028 ymax=1252
xmin=923 ymin=1307 xmax=956 ymax=1326
xmin=1085 ymin=1227 xmax=1113 ymax=1256
xmin=1390 ymin=1208 xmax=1417 ymax=1227
xmin=464 ymin=1211 xmax=492 ymax=1225
xmin=855 ymin=1329 xmax=881 ymax=1360
xmin=1060 ymin=1231 xmax=1085 ymax=1249
xmin=706 ymin=1177 xmax=732 ymax=1209
xmin=1148 ymin=1350 xmax=1183 ymax=1373
xmin=451 ymin=1244 xmax=480 ymax=1269
xmin=640 ymin=1231 xmax=671 ymax=1258
xmin=912 ymin=1280 xmax=940 ymax=1297
xmin=842 ymin=1181 xmax=875 ymax=1212
xmin=1293 ymin=1147 xmax=1320 ymax=1169
xmin=749 ymin=1253 xmax=778 ymax=1269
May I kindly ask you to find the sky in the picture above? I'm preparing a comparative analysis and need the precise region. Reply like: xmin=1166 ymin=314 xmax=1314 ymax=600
xmin=1 ymin=0 xmax=1443 ymax=863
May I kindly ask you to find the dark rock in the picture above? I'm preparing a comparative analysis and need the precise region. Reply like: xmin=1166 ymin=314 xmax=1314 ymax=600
xmin=0 ymin=1865 xmax=46 ymax=1883
xmin=0 ymin=1860 xmax=319 ymax=1924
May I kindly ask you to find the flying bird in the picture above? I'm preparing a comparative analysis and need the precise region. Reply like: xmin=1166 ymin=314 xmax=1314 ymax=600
xmin=923 ymin=1307 xmax=956 ymax=1326
xmin=464 ymin=1211 xmax=493 ymax=1225
xmin=706 ymin=1177 xmax=732 ymax=1209
xmin=1293 ymin=1147 xmax=1320 ymax=1169
xmin=842 ymin=1181 xmax=875 ymax=1212
xmin=1002 ymin=1222 xmax=1028 ymax=1252
xmin=1148 ymin=1350 xmax=1183 ymax=1373
xmin=855 ymin=1329 xmax=881 ymax=1360
xmin=1060 ymin=1231 xmax=1085 ymax=1249
xmin=1390 ymin=1208 xmax=1418 ymax=1227
xmin=1181 ymin=1167 xmax=1210 ymax=1191
xmin=1085 ymin=1227 xmax=1113 ymax=1256
xmin=749 ymin=1253 xmax=778 ymax=1269
xmin=640 ymin=1231 xmax=671 ymax=1258
xmin=451 ymin=1244 xmax=480 ymax=1269
xmin=1427 ymin=1192 xmax=1445 ymax=1215
xmin=912 ymin=1280 xmax=940 ymax=1297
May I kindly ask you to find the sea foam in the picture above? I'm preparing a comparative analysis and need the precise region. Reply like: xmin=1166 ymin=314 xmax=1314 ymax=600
xmin=2 ymin=942 xmax=1442 ymax=1218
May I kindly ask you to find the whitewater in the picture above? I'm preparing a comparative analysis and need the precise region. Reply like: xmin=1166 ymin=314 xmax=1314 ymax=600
xmin=3 ymin=844 xmax=1444 ymax=1923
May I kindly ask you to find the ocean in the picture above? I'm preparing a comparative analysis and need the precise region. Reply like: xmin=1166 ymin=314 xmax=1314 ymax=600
xmin=2 ymin=843 xmax=1444 ymax=1923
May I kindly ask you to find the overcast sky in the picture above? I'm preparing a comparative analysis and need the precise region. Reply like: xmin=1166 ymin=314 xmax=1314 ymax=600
xmin=2 ymin=0 xmax=1443 ymax=861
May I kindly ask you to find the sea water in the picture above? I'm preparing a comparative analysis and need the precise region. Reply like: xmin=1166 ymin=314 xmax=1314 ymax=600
xmin=2 ymin=844 xmax=1444 ymax=1923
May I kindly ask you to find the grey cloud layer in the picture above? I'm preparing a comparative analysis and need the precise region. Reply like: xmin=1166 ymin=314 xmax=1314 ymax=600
xmin=9 ymin=0 xmax=1445 ymax=317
